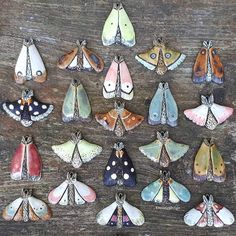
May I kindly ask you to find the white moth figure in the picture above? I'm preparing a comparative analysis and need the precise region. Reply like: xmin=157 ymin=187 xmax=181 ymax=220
xmin=14 ymin=38 xmax=47 ymax=84
xmin=184 ymin=194 xmax=235 ymax=227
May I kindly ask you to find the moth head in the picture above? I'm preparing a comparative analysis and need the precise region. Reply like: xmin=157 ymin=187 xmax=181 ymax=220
xmin=67 ymin=171 xmax=77 ymax=181
xmin=22 ymin=188 xmax=32 ymax=198
xmin=153 ymin=37 xmax=165 ymax=48
xmin=201 ymin=94 xmax=214 ymax=107
xmin=160 ymin=170 xmax=170 ymax=181
xmin=203 ymin=40 xmax=213 ymax=49
xmin=21 ymin=135 xmax=33 ymax=145
xmin=115 ymin=192 xmax=126 ymax=205
xmin=71 ymin=131 xmax=82 ymax=143
xmin=114 ymin=100 xmax=125 ymax=112
xmin=156 ymin=130 xmax=169 ymax=142
xmin=23 ymin=38 xmax=34 ymax=47
xmin=114 ymin=55 xmax=124 ymax=63
xmin=203 ymin=194 xmax=214 ymax=206
xmin=203 ymin=138 xmax=214 ymax=146
xmin=113 ymin=2 xmax=123 ymax=10
xmin=76 ymin=39 xmax=87 ymax=48
xmin=22 ymin=89 xmax=34 ymax=102
xmin=114 ymin=142 xmax=124 ymax=151
xmin=72 ymin=78 xmax=81 ymax=87
xmin=158 ymin=82 xmax=168 ymax=90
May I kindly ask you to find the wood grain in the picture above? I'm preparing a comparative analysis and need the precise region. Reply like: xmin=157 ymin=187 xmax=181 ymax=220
xmin=0 ymin=0 xmax=236 ymax=235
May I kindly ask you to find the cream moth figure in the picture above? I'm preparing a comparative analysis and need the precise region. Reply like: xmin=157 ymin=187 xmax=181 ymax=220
xmin=102 ymin=3 xmax=135 ymax=47
xmin=14 ymin=38 xmax=47 ymax=84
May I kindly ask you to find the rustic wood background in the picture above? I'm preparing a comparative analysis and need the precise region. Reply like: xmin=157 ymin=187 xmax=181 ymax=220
xmin=0 ymin=0 xmax=236 ymax=235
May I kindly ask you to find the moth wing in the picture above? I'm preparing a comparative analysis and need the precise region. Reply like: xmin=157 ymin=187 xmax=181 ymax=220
xmin=119 ymin=7 xmax=135 ymax=47
xmin=193 ymin=141 xmax=210 ymax=182
xmin=209 ymin=47 xmax=224 ymax=84
xmin=77 ymin=83 xmax=92 ymax=121
xmin=184 ymin=104 xmax=209 ymax=126
xmin=48 ymin=180 xmax=69 ymax=205
xmin=162 ymin=47 xmax=186 ymax=70
xmin=57 ymin=47 xmax=78 ymax=70
xmin=212 ymin=203 xmax=235 ymax=226
xmin=2 ymin=100 xmax=22 ymax=122
xmin=139 ymin=140 xmax=163 ymax=163
xmin=135 ymin=46 xmax=160 ymax=70
xmin=62 ymin=82 xmax=76 ymax=122
xmin=73 ymin=180 xmax=96 ymax=203
xmin=26 ymin=141 xmax=42 ymax=181
xmin=120 ymin=60 xmax=134 ymax=100
xmin=102 ymin=7 xmax=119 ymax=46
xmin=148 ymin=86 xmax=163 ymax=125
xmin=77 ymin=139 xmax=102 ymax=163
xmin=121 ymin=108 xmax=144 ymax=131
xmin=52 ymin=140 xmax=75 ymax=163
xmin=14 ymin=44 xmax=27 ymax=83
xmin=95 ymin=109 xmax=118 ymax=131
xmin=169 ymin=178 xmax=191 ymax=203
xmin=82 ymin=46 xmax=104 ymax=72
xmin=96 ymin=201 xmax=118 ymax=225
xmin=103 ymin=60 xmax=118 ymax=99
xmin=211 ymin=143 xmax=226 ymax=182
xmin=123 ymin=200 xmax=144 ymax=226
xmin=168 ymin=188 xmax=180 ymax=203
xmin=184 ymin=202 xmax=207 ymax=226
xmin=2 ymin=197 xmax=23 ymax=221
xmin=213 ymin=212 xmax=224 ymax=227
xmin=165 ymin=139 xmax=189 ymax=162
xmin=210 ymin=103 xmax=233 ymax=124
xmin=141 ymin=178 xmax=163 ymax=203
xmin=28 ymin=196 xmax=51 ymax=220
xmin=193 ymin=48 xmax=208 ymax=83
xmin=28 ymin=43 xmax=47 ymax=83
xmin=165 ymin=86 xmax=178 ymax=127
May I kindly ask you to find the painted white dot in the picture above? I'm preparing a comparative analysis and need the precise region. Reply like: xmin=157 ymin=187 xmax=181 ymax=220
xmin=9 ymin=104 xmax=14 ymax=110
xmin=42 ymin=105 xmax=47 ymax=109
xmin=29 ymin=106 xmax=33 ymax=111
xmin=112 ymin=161 xmax=116 ymax=166
xmin=33 ymin=101 xmax=38 ymax=106
xmin=18 ymin=100 xmax=21 ymax=104
xmin=131 ymin=168 xmax=134 ymax=172
xmin=33 ymin=111 xmax=39 ymax=115
xmin=124 ymin=161 xmax=128 ymax=166
xmin=106 ymin=166 xmax=111 ymax=171
xmin=15 ymin=110 xmax=20 ymax=115
xmin=20 ymin=105 xmax=24 ymax=110
xmin=124 ymin=173 xmax=129 ymax=180
xmin=111 ymin=173 xmax=117 ymax=180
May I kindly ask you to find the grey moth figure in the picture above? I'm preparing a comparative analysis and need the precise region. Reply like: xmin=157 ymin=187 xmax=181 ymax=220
xmin=62 ymin=79 xmax=92 ymax=123
xmin=184 ymin=194 xmax=235 ymax=227
xmin=96 ymin=192 xmax=145 ymax=228
xmin=51 ymin=131 xmax=102 ymax=168
xmin=102 ymin=3 xmax=136 ymax=47
xmin=2 ymin=89 xmax=53 ymax=127
xmin=14 ymin=38 xmax=47 ymax=84
xmin=48 ymin=172 xmax=96 ymax=206
xmin=2 ymin=189 xmax=52 ymax=222
xmin=148 ymin=82 xmax=178 ymax=127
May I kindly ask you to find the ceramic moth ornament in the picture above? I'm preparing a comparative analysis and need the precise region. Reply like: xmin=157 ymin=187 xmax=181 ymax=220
xmin=141 ymin=170 xmax=191 ymax=204
xmin=2 ymin=89 xmax=54 ymax=127
xmin=135 ymin=38 xmax=186 ymax=75
xmin=11 ymin=136 xmax=42 ymax=181
xmin=58 ymin=40 xmax=104 ymax=72
xmin=95 ymin=101 xmax=144 ymax=137
xmin=104 ymin=142 xmax=136 ymax=187
xmin=139 ymin=131 xmax=189 ymax=167
xmin=148 ymin=82 xmax=178 ymax=127
xmin=184 ymin=94 xmax=233 ymax=130
xmin=96 ymin=192 xmax=145 ymax=228
xmin=52 ymin=131 xmax=102 ymax=168
xmin=193 ymin=40 xmax=224 ymax=84
xmin=14 ymin=38 xmax=47 ymax=84
xmin=48 ymin=172 xmax=96 ymax=206
xmin=103 ymin=56 xmax=133 ymax=100
xmin=102 ymin=3 xmax=135 ymax=47
xmin=2 ymin=189 xmax=52 ymax=222
xmin=193 ymin=139 xmax=226 ymax=183
xmin=184 ymin=194 xmax=235 ymax=227
xmin=62 ymin=79 xmax=92 ymax=122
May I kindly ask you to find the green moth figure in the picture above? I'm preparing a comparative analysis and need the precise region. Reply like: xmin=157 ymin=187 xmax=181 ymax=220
xmin=62 ymin=79 xmax=92 ymax=123
xmin=52 ymin=131 xmax=102 ymax=168
xmin=102 ymin=3 xmax=135 ymax=47
xmin=139 ymin=131 xmax=189 ymax=168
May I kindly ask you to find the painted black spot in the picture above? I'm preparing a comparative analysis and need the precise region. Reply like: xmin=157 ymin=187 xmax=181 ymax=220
xmin=196 ymin=163 xmax=198 ymax=166
xmin=126 ymin=85 xmax=129 ymax=88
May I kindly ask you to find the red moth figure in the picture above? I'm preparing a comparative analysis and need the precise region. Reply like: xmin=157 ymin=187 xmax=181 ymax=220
xmin=11 ymin=136 xmax=42 ymax=181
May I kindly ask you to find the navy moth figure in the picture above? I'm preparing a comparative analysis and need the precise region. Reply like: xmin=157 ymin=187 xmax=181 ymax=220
xmin=96 ymin=192 xmax=145 ymax=228
xmin=148 ymin=82 xmax=178 ymax=127
xmin=104 ymin=142 xmax=136 ymax=187
xmin=2 ymin=89 xmax=53 ymax=127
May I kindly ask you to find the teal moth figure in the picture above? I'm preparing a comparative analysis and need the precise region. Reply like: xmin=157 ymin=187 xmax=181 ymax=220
xmin=148 ymin=82 xmax=178 ymax=127
xmin=139 ymin=131 xmax=189 ymax=167
xmin=141 ymin=170 xmax=191 ymax=204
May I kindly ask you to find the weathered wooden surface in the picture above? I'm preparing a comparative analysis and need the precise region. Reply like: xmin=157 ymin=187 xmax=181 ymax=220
xmin=0 ymin=0 xmax=236 ymax=235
